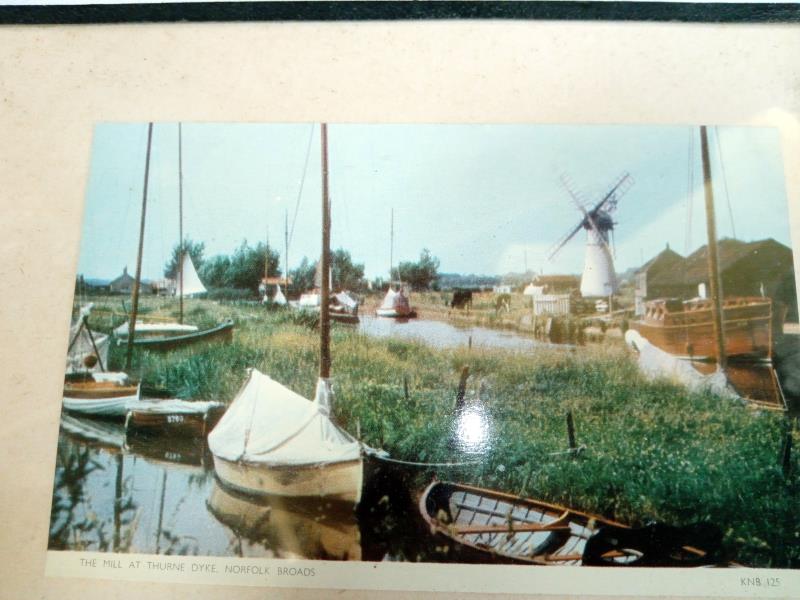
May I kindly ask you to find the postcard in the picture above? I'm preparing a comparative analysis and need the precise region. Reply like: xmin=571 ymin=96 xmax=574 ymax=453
xmin=1 ymin=19 xmax=799 ymax=600
xmin=39 ymin=120 xmax=798 ymax=596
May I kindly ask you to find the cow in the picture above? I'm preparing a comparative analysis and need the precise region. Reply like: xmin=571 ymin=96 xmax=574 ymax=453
xmin=449 ymin=289 xmax=473 ymax=311
xmin=495 ymin=293 xmax=511 ymax=314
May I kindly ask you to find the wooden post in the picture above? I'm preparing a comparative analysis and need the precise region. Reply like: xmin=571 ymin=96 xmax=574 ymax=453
xmin=468 ymin=335 xmax=472 ymax=350
xmin=455 ymin=366 xmax=470 ymax=411
xmin=126 ymin=122 xmax=153 ymax=371
xmin=403 ymin=375 xmax=409 ymax=402
xmin=319 ymin=123 xmax=331 ymax=379
xmin=566 ymin=411 xmax=577 ymax=452
xmin=700 ymin=125 xmax=727 ymax=370
xmin=178 ymin=122 xmax=184 ymax=324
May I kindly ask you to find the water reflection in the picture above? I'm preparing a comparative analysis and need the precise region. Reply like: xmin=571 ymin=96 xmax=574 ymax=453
xmin=50 ymin=415 xmax=440 ymax=561
xmin=207 ymin=479 xmax=362 ymax=560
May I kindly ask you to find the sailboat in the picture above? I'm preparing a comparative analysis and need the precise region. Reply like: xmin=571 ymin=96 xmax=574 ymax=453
xmin=376 ymin=209 xmax=416 ymax=319
xmin=628 ymin=126 xmax=786 ymax=411
xmin=298 ymin=256 xmax=360 ymax=324
xmin=208 ymin=123 xmax=365 ymax=502
xmin=116 ymin=122 xmax=234 ymax=353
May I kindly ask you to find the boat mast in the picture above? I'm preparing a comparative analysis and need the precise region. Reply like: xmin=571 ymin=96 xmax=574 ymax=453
xmin=284 ymin=209 xmax=289 ymax=294
xmin=126 ymin=122 xmax=153 ymax=370
xmin=389 ymin=208 xmax=394 ymax=286
xmin=320 ymin=123 xmax=331 ymax=379
xmin=178 ymin=122 xmax=184 ymax=324
xmin=700 ymin=125 xmax=727 ymax=370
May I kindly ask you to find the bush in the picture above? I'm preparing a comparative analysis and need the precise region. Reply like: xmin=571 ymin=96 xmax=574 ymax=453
xmin=205 ymin=287 xmax=255 ymax=301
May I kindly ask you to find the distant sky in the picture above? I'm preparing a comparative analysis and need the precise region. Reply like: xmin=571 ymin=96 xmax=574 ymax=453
xmin=77 ymin=123 xmax=793 ymax=282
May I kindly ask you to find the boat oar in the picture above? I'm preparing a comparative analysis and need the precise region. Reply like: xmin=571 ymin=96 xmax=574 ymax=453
xmin=453 ymin=522 xmax=571 ymax=535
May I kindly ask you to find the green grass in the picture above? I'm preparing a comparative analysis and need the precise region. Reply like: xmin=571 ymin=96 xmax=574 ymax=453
xmin=85 ymin=295 xmax=799 ymax=568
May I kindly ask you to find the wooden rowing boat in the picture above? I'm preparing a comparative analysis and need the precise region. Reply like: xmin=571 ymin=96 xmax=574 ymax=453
xmin=125 ymin=399 xmax=226 ymax=437
xmin=419 ymin=481 xmax=724 ymax=566
xmin=63 ymin=373 xmax=141 ymax=418
xmin=630 ymin=296 xmax=774 ymax=361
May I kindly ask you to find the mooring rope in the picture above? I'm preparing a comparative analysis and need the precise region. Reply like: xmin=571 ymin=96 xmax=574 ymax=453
xmin=366 ymin=452 xmax=480 ymax=469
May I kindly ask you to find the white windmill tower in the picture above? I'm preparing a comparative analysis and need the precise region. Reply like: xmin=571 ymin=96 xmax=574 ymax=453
xmin=547 ymin=172 xmax=634 ymax=300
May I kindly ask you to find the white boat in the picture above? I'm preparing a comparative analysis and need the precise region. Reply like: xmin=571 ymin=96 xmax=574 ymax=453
xmin=209 ymin=123 xmax=364 ymax=503
xmin=63 ymin=372 xmax=141 ymax=418
xmin=113 ymin=321 xmax=199 ymax=340
xmin=376 ymin=286 xmax=415 ymax=318
xmin=208 ymin=370 xmax=363 ymax=502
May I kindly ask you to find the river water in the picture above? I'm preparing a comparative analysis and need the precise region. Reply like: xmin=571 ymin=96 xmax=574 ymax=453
xmin=49 ymin=318 xmax=555 ymax=560
xmin=357 ymin=315 xmax=558 ymax=352
xmin=50 ymin=417 xmax=446 ymax=561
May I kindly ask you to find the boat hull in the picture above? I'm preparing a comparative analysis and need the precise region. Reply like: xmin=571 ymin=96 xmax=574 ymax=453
xmin=376 ymin=308 xmax=417 ymax=319
xmin=125 ymin=401 xmax=225 ymax=437
xmin=63 ymin=386 xmax=140 ymax=418
xmin=212 ymin=455 xmax=363 ymax=503
xmin=419 ymin=481 xmax=629 ymax=566
xmin=127 ymin=320 xmax=234 ymax=352
xmin=630 ymin=297 xmax=773 ymax=360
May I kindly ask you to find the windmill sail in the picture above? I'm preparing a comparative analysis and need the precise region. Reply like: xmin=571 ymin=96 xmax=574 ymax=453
xmin=178 ymin=253 xmax=207 ymax=297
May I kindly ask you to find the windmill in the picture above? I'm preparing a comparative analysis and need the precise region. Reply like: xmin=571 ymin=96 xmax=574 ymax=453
xmin=548 ymin=172 xmax=634 ymax=300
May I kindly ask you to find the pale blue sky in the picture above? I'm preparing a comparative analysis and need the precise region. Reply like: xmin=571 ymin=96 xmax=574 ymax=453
xmin=77 ymin=123 xmax=793 ymax=281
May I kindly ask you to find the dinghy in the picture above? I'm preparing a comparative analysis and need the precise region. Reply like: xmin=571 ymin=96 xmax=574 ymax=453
xmin=63 ymin=372 xmax=141 ymax=418
xmin=420 ymin=481 xmax=724 ymax=567
xmin=125 ymin=398 xmax=225 ymax=437
xmin=208 ymin=370 xmax=363 ymax=502
xmin=376 ymin=286 xmax=416 ymax=319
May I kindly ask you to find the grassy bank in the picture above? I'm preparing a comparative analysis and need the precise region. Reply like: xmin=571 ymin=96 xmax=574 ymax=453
xmin=82 ymin=296 xmax=799 ymax=567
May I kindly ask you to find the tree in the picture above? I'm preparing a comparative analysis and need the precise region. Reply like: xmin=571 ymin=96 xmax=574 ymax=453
xmin=164 ymin=239 xmax=205 ymax=279
xmin=227 ymin=240 xmax=281 ymax=292
xmin=290 ymin=257 xmax=317 ymax=295
xmin=394 ymin=248 xmax=440 ymax=291
xmin=331 ymin=248 xmax=365 ymax=291
xmin=200 ymin=255 xmax=232 ymax=289
xmin=197 ymin=240 xmax=281 ymax=292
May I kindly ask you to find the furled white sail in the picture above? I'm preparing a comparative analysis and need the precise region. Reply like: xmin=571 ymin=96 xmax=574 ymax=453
xmin=334 ymin=291 xmax=358 ymax=311
xmin=208 ymin=369 xmax=360 ymax=467
xmin=177 ymin=253 xmax=207 ymax=297
xmin=273 ymin=284 xmax=287 ymax=305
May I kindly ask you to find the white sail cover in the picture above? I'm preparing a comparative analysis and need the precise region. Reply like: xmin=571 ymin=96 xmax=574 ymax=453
xmin=273 ymin=285 xmax=287 ymax=305
xmin=379 ymin=288 xmax=398 ymax=310
xmin=379 ymin=287 xmax=410 ymax=313
xmin=66 ymin=304 xmax=110 ymax=373
xmin=177 ymin=253 xmax=207 ymax=297
xmin=208 ymin=370 xmax=360 ymax=467
xmin=334 ymin=291 xmax=358 ymax=311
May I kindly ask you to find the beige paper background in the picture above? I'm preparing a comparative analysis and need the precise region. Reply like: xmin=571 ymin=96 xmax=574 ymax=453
xmin=0 ymin=20 xmax=798 ymax=600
